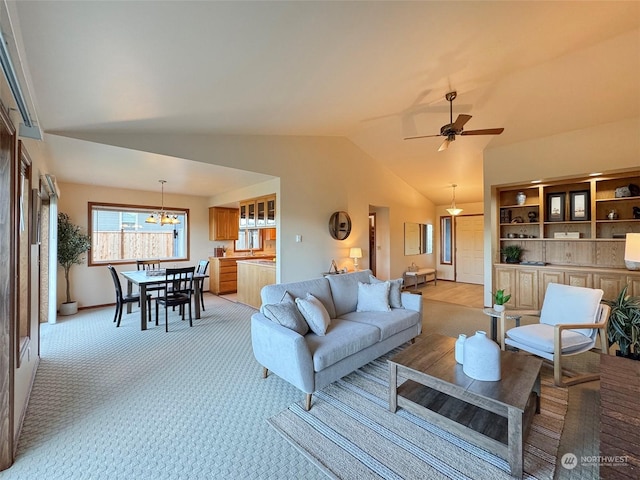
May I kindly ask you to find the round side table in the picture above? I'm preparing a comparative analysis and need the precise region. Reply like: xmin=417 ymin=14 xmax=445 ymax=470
xmin=482 ymin=308 xmax=522 ymax=343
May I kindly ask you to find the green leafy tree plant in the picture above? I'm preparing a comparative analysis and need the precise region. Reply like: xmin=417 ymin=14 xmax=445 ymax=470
xmin=57 ymin=212 xmax=91 ymax=305
xmin=604 ymin=284 xmax=640 ymax=358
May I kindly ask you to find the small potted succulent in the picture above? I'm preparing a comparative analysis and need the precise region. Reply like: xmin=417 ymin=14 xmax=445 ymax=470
xmin=604 ymin=285 xmax=640 ymax=360
xmin=493 ymin=289 xmax=511 ymax=313
xmin=501 ymin=245 xmax=523 ymax=264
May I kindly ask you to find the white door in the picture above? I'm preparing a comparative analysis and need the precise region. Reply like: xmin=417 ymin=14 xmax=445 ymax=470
xmin=455 ymin=215 xmax=484 ymax=284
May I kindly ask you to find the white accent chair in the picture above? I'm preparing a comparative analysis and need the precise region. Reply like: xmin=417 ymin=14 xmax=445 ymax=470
xmin=500 ymin=283 xmax=610 ymax=387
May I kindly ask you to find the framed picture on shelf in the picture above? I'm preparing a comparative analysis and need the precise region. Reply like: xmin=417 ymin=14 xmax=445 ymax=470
xmin=546 ymin=193 xmax=565 ymax=222
xmin=570 ymin=190 xmax=590 ymax=221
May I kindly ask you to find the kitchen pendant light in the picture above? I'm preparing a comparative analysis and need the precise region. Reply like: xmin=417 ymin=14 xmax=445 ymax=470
xmin=146 ymin=180 xmax=180 ymax=225
xmin=446 ymin=184 xmax=463 ymax=216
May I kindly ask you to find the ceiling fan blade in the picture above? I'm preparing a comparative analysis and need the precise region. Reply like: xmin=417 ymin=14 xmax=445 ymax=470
xmin=438 ymin=138 xmax=450 ymax=152
xmin=452 ymin=114 xmax=472 ymax=131
xmin=404 ymin=133 xmax=442 ymax=140
xmin=460 ymin=128 xmax=505 ymax=136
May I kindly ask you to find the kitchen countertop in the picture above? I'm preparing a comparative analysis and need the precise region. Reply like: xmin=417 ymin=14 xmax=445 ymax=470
xmin=236 ymin=259 xmax=276 ymax=267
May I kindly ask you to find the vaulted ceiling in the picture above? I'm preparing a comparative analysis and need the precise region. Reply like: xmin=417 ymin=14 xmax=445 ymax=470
xmin=11 ymin=1 xmax=640 ymax=205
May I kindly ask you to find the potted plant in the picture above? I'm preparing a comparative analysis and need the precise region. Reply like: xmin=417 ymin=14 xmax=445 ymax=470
xmin=501 ymin=245 xmax=523 ymax=264
xmin=57 ymin=212 xmax=91 ymax=316
xmin=604 ymin=285 xmax=640 ymax=360
xmin=493 ymin=289 xmax=511 ymax=312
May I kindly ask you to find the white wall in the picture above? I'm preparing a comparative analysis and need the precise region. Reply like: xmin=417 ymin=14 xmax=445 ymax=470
xmin=54 ymin=133 xmax=436 ymax=285
xmin=483 ymin=117 xmax=640 ymax=305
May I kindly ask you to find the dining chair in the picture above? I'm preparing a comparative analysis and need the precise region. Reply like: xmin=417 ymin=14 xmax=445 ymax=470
xmin=136 ymin=259 xmax=165 ymax=298
xmin=107 ymin=265 xmax=152 ymax=327
xmin=155 ymin=266 xmax=195 ymax=332
xmin=195 ymin=259 xmax=210 ymax=311
xmin=500 ymin=282 xmax=611 ymax=387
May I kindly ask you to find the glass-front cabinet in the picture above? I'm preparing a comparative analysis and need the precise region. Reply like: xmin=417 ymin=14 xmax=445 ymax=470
xmin=239 ymin=195 xmax=276 ymax=230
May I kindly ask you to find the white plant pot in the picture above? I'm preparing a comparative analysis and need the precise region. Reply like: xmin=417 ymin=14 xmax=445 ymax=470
xmin=59 ymin=301 xmax=78 ymax=316
xmin=493 ymin=304 xmax=505 ymax=313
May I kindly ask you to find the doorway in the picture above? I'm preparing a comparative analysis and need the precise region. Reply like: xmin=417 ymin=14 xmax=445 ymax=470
xmin=455 ymin=214 xmax=484 ymax=284
xmin=368 ymin=213 xmax=376 ymax=276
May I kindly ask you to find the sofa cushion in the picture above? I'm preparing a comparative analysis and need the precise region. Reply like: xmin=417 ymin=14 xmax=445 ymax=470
xmin=326 ymin=270 xmax=373 ymax=317
xmin=339 ymin=309 xmax=420 ymax=341
xmin=305 ymin=318 xmax=380 ymax=371
xmin=356 ymin=281 xmax=390 ymax=312
xmin=262 ymin=277 xmax=336 ymax=319
xmin=262 ymin=292 xmax=309 ymax=336
xmin=295 ymin=293 xmax=331 ymax=336
xmin=370 ymin=275 xmax=404 ymax=309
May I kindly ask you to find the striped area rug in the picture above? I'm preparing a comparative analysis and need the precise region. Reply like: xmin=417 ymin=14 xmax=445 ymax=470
xmin=269 ymin=353 xmax=567 ymax=480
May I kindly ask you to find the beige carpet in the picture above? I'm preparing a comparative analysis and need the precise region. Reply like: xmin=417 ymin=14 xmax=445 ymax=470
xmin=270 ymin=352 xmax=568 ymax=479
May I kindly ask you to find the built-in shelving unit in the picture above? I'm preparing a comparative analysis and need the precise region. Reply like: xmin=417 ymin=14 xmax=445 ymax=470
xmin=495 ymin=171 xmax=640 ymax=307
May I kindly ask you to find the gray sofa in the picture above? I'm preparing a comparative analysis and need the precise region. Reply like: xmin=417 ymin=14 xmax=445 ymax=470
xmin=250 ymin=270 xmax=423 ymax=410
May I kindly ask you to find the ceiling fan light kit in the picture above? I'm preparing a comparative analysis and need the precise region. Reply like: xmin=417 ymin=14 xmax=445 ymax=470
xmin=404 ymin=91 xmax=504 ymax=151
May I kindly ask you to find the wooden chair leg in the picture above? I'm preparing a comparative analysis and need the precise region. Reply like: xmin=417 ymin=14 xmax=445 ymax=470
xmin=262 ymin=367 xmax=268 ymax=378
xmin=305 ymin=394 xmax=312 ymax=411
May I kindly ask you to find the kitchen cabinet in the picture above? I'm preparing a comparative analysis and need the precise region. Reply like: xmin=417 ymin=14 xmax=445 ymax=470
xmin=239 ymin=194 xmax=276 ymax=229
xmin=236 ymin=259 xmax=276 ymax=308
xmin=209 ymin=207 xmax=239 ymax=241
xmin=209 ymin=255 xmax=275 ymax=294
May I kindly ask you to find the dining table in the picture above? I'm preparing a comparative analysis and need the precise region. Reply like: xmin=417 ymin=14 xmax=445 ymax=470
xmin=120 ymin=270 xmax=208 ymax=330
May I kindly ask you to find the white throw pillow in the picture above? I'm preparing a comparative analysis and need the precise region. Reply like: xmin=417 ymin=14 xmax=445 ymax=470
xmin=295 ymin=293 xmax=331 ymax=336
xmin=357 ymin=281 xmax=391 ymax=312
xmin=369 ymin=275 xmax=404 ymax=309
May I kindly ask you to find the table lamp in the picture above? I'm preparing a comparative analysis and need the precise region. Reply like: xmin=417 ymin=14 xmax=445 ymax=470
xmin=625 ymin=233 xmax=640 ymax=271
xmin=349 ymin=247 xmax=362 ymax=271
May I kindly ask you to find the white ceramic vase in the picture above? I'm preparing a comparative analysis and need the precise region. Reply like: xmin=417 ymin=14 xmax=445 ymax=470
xmin=463 ymin=330 xmax=501 ymax=381
xmin=455 ymin=334 xmax=466 ymax=364
xmin=493 ymin=304 xmax=505 ymax=313
xmin=516 ymin=191 xmax=526 ymax=205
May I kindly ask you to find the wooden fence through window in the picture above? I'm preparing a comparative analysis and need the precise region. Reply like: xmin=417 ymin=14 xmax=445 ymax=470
xmin=92 ymin=231 xmax=175 ymax=261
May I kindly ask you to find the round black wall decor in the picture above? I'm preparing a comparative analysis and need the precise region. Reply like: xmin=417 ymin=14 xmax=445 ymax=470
xmin=329 ymin=211 xmax=352 ymax=240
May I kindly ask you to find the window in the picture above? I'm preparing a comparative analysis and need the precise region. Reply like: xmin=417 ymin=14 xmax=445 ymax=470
xmin=440 ymin=216 xmax=452 ymax=264
xmin=234 ymin=229 xmax=263 ymax=252
xmin=89 ymin=202 xmax=189 ymax=265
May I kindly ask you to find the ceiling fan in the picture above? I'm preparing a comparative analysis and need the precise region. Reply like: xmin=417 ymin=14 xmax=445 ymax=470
xmin=404 ymin=91 xmax=504 ymax=151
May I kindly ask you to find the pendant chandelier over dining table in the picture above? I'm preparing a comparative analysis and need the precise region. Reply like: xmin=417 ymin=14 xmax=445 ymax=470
xmin=145 ymin=180 xmax=180 ymax=225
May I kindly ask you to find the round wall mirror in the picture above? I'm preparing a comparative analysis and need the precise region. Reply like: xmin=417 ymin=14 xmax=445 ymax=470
xmin=329 ymin=211 xmax=352 ymax=240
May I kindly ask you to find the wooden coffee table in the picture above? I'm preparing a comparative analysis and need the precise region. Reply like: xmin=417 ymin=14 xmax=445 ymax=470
xmin=388 ymin=333 xmax=542 ymax=479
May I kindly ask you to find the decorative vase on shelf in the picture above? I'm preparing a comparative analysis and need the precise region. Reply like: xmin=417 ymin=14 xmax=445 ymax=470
xmin=493 ymin=304 xmax=505 ymax=313
xmin=455 ymin=334 xmax=466 ymax=364
xmin=516 ymin=191 xmax=526 ymax=206
xmin=463 ymin=331 xmax=501 ymax=381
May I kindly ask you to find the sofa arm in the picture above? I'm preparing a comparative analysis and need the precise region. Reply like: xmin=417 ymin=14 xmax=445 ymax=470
xmin=250 ymin=313 xmax=315 ymax=393
xmin=401 ymin=291 xmax=422 ymax=313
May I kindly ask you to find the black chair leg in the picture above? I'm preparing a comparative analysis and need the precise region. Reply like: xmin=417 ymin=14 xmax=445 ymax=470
xmin=116 ymin=303 xmax=124 ymax=327
xmin=188 ymin=301 xmax=193 ymax=327
xmin=165 ymin=305 xmax=169 ymax=333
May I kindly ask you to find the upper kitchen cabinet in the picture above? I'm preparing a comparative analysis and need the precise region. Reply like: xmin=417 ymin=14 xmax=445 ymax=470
xmin=209 ymin=207 xmax=239 ymax=241
xmin=240 ymin=195 xmax=276 ymax=229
